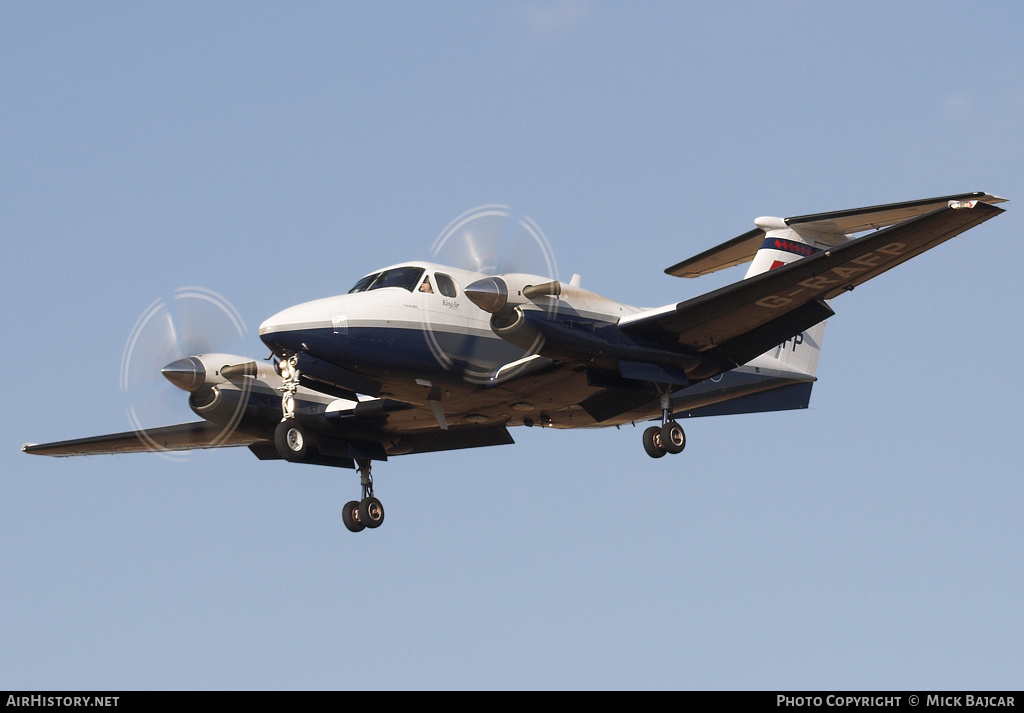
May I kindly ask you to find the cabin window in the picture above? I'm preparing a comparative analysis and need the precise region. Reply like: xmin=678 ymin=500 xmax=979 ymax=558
xmin=435 ymin=273 xmax=458 ymax=298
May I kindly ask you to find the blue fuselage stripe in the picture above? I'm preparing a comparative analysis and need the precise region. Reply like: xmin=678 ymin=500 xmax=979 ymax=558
xmin=261 ymin=325 xmax=526 ymax=381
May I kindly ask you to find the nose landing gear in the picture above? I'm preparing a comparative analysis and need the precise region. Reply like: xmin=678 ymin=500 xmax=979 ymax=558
xmin=273 ymin=354 xmax=386 ymax=533
xmin=274 ymin=355 xmax=313 ymax=462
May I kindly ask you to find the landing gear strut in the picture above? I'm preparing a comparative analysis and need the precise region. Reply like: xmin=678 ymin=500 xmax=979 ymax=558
xmin=343 ymin=459 xmax=385 ymax=533
xmin=274 ymin=355 xmax=387 ymax=532
xmin=278 ymin=354 xmax=300 ymax=422
xmin=643 ymin=388 xmax=686 ymax=459
xmin=274 ymin=355 xmax=310 ymax=462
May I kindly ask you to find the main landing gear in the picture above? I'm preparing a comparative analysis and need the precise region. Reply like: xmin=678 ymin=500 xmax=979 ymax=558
xmin=274 ymin=354 xmax=385 ymax=533
xmin=642 ymin=389 xmax=686 ymax=459
xmin=342 ymin=459 xmax=385 ymax=533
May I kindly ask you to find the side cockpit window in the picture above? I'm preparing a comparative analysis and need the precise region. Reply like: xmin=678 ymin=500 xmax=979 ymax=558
xmin=435 ymin=273 xmax=458 ymax=298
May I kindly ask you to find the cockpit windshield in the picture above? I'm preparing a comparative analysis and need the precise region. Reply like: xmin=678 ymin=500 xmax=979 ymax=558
xmin=348 ymin=273 xmax=380 ymax=293
xmin=348 ymin=267 xmax=426 ymax=294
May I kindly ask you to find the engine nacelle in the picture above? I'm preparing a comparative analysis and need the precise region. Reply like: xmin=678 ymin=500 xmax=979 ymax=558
xmin=163 ymin=353 xmax=284 ymax=430
xmin=490 ymin=306 xmax=546 ymax=354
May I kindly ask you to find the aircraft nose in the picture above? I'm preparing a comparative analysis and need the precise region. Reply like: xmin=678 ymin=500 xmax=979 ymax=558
xmin=258 ymin=315 xmax=278 ymax=336
xmin=161 ymin=357 xmax=206 ymax=392
xmin=259 ymin=303 xmax=317 ymax=354
xmin=465 ymin=276 xmax=508 ymax=313
xmin=259 ymin=304 xmax=305 ymax=337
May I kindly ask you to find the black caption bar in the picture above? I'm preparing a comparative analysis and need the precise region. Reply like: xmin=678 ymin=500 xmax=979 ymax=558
xmin=1 ymin=691 xmax=1018 ymax=704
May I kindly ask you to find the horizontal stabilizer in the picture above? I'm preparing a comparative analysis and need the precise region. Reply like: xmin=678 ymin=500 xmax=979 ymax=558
xmin=665 ymin=192 xmax=1006 ymax=278
xmin=664 ymin=228 xmax=766 ymax=278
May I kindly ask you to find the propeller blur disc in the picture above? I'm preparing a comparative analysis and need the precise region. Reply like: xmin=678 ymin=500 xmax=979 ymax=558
xmin=424 ymin=205 xmax=558 ymax=382
xmin=430 ymin=204 xmax=557 ymax=279
xmin=119 ymin=287 xmax=249 ymax=459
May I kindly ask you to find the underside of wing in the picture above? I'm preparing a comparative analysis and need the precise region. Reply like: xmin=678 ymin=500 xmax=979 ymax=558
xmin=22 ymin=421 xmax=263 ymax=457
xmin=624 ymin=201 xmax=1004 ymax=353
xmin=784 ymin=191 xmax=1006 ymax=235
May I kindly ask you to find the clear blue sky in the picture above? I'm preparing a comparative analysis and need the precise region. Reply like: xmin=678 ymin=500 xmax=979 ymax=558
xmin=3 ymin=1 xmax=1022 ymax=690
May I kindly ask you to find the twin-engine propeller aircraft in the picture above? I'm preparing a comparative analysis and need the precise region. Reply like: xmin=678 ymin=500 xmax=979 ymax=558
xmin=24 ymin=193 xmax=1006 ymax=532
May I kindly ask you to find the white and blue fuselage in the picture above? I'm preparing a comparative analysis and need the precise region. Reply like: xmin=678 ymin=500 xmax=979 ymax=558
xmin=257 ymin=261 xmax=820 ymax=431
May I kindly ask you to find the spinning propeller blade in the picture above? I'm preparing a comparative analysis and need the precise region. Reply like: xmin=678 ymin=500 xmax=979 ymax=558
xmin=119 ymin=287 xmax=253 ymax=458
xmin=426 ymin=205 xmax=560 ymax=383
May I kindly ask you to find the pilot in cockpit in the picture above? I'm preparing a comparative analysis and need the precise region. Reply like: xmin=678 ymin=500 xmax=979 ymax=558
xmin=419 ymin=276 xmax=434 ymax=293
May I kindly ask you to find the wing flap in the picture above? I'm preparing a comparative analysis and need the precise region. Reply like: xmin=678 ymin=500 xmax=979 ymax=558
xmin=628 ymin=202 xmax=1004 ymax=351
xmin=391 ymin=425 xmax=515 ymax=455
xmin=675 ymin=381 xmax=815 ymax=418
xmin=704 ymin=299 xmax=835 ymax=369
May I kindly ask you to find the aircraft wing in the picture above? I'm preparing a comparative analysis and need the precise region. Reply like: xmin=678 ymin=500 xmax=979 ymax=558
xmin=620 ymin=201 xmax=1004 ymax=355
xmin=22 ymin=421 xmax=262 ymax=457
xmin=24 ymin=404 xmax=517 ymax=465
xmin=665 ymin=191 xmax=1006 ymax=278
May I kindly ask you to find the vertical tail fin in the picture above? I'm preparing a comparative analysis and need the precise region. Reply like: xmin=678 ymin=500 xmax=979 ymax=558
xmin=757 ymin=317 xmax=827 ymax=377
xmin=743 ymin=216 xmax=848 ymax=279
xmin=743 ymin=218 xmax=840 ymax=376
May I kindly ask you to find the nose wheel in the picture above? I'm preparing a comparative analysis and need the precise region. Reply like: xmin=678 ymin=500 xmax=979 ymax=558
xmin=274 ymin=419 xmax=310 ymax=462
